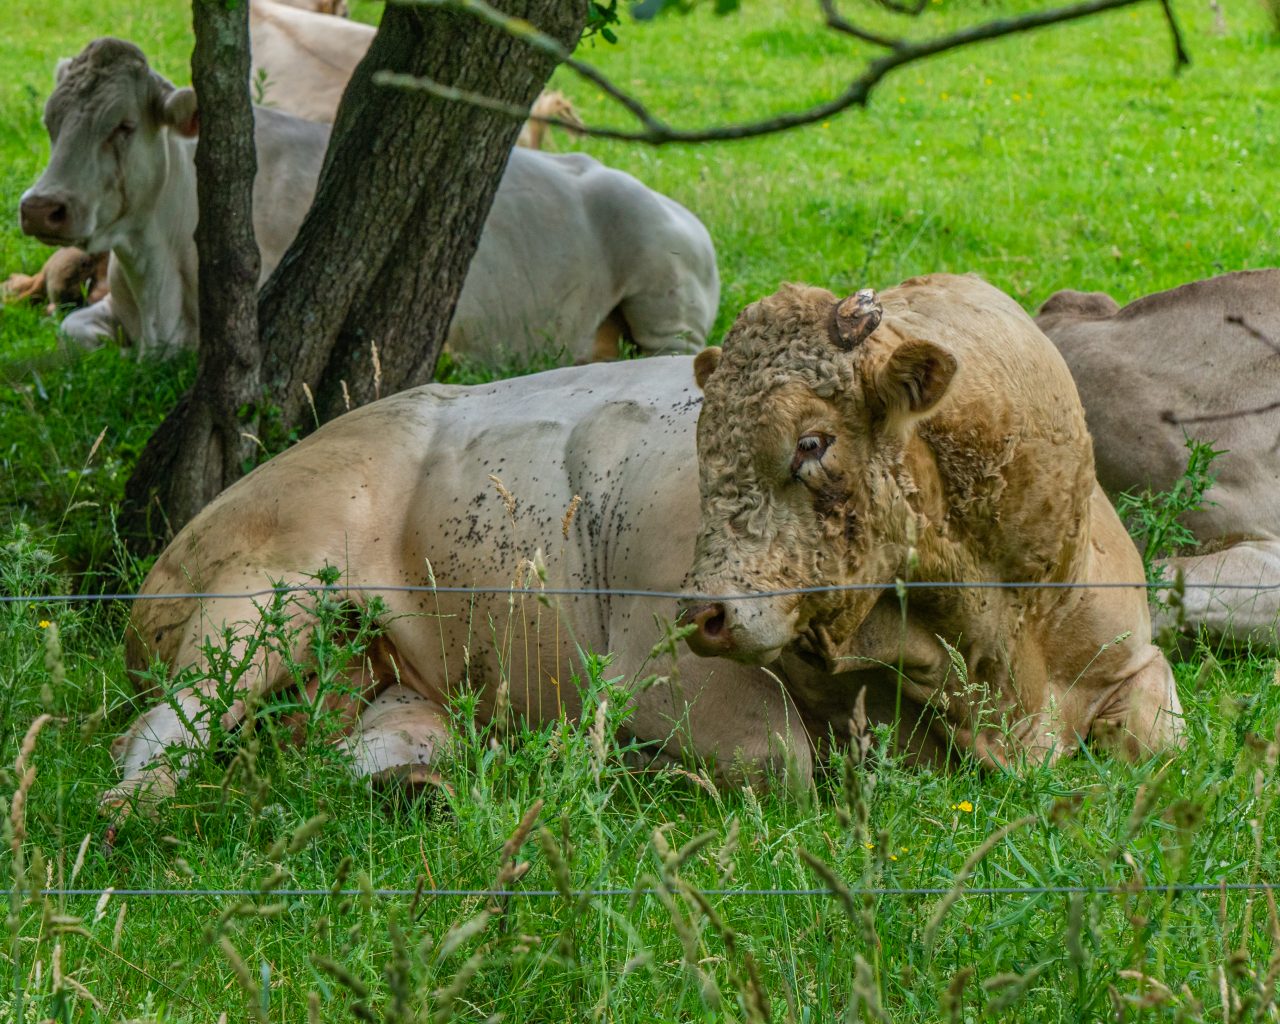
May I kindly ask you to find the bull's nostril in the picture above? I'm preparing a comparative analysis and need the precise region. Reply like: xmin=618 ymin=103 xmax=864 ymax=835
xmin=702 ymin=611 xmax=725 ymax=637
xmin=49 ymin=206 xmax=67 ymax=224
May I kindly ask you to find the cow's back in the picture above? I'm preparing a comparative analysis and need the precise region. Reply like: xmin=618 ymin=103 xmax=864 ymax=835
xmin=1037 ymin=269 xmax=1280 ymax=542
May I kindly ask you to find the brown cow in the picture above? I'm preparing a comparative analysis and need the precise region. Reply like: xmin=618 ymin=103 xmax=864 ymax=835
xmin=3 ymin=247 xmax=108 ymax=313
xmin=1037 ymin=269 xmax=1280 ymax=650
xmin=682 ymin=273 xmax=1183 ymax=766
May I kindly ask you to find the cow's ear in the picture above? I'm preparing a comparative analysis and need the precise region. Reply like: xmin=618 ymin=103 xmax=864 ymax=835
xmin=693 ymin=347 xmax=721 ymax=391
xmin=54 ymin=57 xmax=73 ymax=85
xmin=161 ymin=88 xmax=200 ymax=138
xmin=870 ymin=340 xmax=957 ymax=421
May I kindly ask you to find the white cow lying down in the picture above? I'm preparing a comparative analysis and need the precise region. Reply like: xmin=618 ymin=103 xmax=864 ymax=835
xmin=19 ymin=38 xmax=719 ymax=365
xmin=1037 ymin=269 xmax=1280 ymax=651
xmin=111 ymin=280 xmax=1178 ymax=811
xmin=249 ymin=0 xmax=582 ymax=143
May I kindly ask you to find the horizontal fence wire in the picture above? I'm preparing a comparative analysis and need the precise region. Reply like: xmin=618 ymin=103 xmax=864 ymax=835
xmin=4 ymin=578 xmax=1280 ymax=606
xmin=33 ymin=881 xmax=1280 ymax=899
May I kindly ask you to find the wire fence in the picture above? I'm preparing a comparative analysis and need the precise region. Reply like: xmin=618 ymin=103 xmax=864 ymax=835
xmin=32 ymin=881 xmax=1280 ymax=899
xmin=3 ymin=577 xmax=1279 ymax=606
xmin=10 ymin=575 xmax=1278 ymax=911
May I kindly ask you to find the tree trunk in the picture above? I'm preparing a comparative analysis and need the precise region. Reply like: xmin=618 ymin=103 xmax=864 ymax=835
xmin=123 ymin=0 xmax=260 ymax=541
xmin=259 ymin=0 xmax=585 ymax=425
xmin=124 ymin=0 xmax=585 ymax=548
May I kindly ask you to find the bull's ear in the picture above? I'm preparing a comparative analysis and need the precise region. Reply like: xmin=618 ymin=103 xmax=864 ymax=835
xmin=161 ymin=88 xmax=200 ymax=138
xmin=693 ymin=346 xmax=722 ymax=391
xmin=54 ymin=57 xmax=73 ymax=85
xmin=871 ymin=340 xmax=957 ymax=420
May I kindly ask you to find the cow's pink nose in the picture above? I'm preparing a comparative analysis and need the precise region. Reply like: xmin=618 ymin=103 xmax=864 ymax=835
xmin=680 ymin=602 xmax=734 ymax=657
xmin=19 ymin=194 xmax=71 ymax=239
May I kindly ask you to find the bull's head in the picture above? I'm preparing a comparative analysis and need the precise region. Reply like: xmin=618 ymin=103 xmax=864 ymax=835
xmin=680 ymin=283 xmax=957 ymax=669
xmin=19 ymin=38 xmax=199 ymax=252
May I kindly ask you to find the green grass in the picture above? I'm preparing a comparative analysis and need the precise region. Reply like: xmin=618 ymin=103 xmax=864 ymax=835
xmin=3 ymin=0 xmax=1280 ymax=1019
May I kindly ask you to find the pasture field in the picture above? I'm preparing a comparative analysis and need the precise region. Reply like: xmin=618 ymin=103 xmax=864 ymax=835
xmin=2 ymin=0 xmax=1280 ymax=1020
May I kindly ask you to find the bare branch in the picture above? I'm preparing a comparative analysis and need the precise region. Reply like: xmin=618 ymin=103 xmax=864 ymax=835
xmin=868 ymin=0 xmax=929 ymax=16
xmin=386 ymin=0 xmax=1177 ymax=145
xmin=819 ymin=0 xmax=903 ymax=50
xmin=1157 ymin=0 xmax=1191 ymax=72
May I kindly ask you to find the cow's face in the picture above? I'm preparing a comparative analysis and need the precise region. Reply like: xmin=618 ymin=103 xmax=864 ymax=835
xmin=19 ymin=38 xmax=198 ymax=252
xmin=681 ymin=284 xmax=956 ymax=669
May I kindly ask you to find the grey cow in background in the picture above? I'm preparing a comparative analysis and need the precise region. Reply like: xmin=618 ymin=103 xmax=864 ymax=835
xmin=1037 ymin=269 xmax=1280 ymax=651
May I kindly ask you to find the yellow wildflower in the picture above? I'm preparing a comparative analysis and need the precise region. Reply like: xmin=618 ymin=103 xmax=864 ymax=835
xmin=39 ymin=620 xmax=51 ymax=629
xmin=950 ymin=800 xmax=974 ymax=813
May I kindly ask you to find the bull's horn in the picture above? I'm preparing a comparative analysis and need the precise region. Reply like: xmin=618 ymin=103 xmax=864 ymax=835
xmin=829 ymin=288 xmax=882 ymax=351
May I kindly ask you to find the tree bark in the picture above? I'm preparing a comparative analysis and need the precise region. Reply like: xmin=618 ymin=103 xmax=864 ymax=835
xmin=124 ymin=0 xmax=585 ymax=547
xmin=123 ymin=0 xmax=260 ymax=541
xmin=259 ymin=0 xmax=585 ymax=425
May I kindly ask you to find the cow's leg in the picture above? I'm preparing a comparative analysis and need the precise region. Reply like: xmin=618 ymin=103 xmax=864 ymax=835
xmin=60 ymin=295 xmax=118 ymax=350
xmin=105 ymin=592 xmax=323 ymax=813
xmin=1090 ymin=647 xmax=1184 ymax=761
xmin=1155 ymin=540 xmax=1280 ymax=653
xmin=337 ymin=684 xmax=450 ymax=788
xmin=2 ymin=270 xmax=45 ymax=304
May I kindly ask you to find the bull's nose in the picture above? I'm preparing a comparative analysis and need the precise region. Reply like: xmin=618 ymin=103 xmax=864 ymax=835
xmin=19 ymin=194 xmax=72 ymax=240
xmin=679 ymin=601 xmax=735 ymax=657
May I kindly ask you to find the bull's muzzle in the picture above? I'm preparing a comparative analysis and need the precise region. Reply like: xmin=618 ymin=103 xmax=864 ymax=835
xmin=678 ymin=600 xmax=735 ymax=657
xmin=19 ymin=191 xmax=80 ymax=245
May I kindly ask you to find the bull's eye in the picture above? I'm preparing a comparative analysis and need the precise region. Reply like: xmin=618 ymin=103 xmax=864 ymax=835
xmin=112 ymin=120 xmax=136 ymax=140
xmin=790 ymin=432 xmax=833 ymax=480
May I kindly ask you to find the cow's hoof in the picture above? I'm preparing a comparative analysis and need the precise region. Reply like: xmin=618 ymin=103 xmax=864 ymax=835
xmin=369 ymin=764 xmax=455 ymax=804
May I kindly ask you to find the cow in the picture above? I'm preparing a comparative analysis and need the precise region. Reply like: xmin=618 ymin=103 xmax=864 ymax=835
xmin=1036 ymin=269 xmax=1280 ymax=651
xmin=19 ymin=38 xmax=718 ymax=365
xmin=248 ymin=0 xmax=370 ymax=123
xmin=249 ymin=0 xmax=582 ymax=149
xmin=681 ymin=274 xmax=1183 ymax=766
xmin=106 ymin=355 xmax=807 ymax=811
xmin=106 ymin=276 xmax=1178 ymax=813
xmin=2 ymin=246 xmax=108 ymax=313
